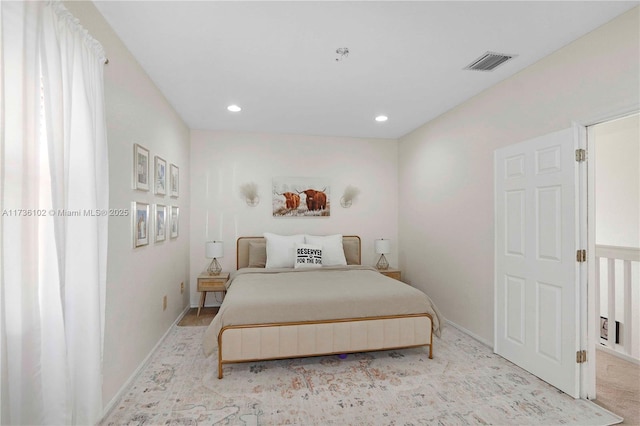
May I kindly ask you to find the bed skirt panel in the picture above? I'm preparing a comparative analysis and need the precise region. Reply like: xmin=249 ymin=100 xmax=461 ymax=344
xmin=217 ymin=314 xmax=433 ymax=378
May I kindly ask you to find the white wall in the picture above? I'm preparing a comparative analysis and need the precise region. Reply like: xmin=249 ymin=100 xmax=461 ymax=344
xmin=398 ymin=8 xmax=640 ymax=344
xmin=64 ymin=2 xmax=191 ymax=409
xmin=594 ymin=113 xmax=640 ymax=358
xmin=594 ymin=114 xmax=640 ymax=248
xmin=190 ymin=130 xmax=398 ymax=306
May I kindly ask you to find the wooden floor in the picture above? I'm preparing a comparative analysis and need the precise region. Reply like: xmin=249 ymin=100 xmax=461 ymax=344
xmin=594 ymin=348 xmax=640 ymax=425
xmin=177 ymin=307 xmax=218 ymax=327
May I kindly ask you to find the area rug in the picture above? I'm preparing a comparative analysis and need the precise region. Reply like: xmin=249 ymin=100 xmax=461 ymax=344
xmin=101 ymin=325 xmax=622 ymax=425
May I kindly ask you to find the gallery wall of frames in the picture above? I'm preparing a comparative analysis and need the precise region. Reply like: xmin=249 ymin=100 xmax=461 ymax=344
xmin=132 ymin=143 xmax=179 ymax=248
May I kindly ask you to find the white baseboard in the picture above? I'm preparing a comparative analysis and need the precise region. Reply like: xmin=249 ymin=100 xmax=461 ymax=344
xmin=445 ymin=319 xmax=494 ymax=349
xmin=100 ymin=305 xmax=191 ymax=421
xmin=596 ymin=343 xmax=640 ymax=366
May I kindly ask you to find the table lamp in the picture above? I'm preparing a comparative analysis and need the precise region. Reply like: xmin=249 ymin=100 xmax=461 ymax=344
xmin=205 ymin=241 xmax=224 ymax=275
xmin=375 ymin=239 xmax=391 ymax=270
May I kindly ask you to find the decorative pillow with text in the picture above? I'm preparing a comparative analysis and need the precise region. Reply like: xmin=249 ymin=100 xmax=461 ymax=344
xmin=294 ymin=244 xmax=323 ymax=269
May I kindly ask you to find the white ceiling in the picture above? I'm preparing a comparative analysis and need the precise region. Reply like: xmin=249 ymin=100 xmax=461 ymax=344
xmin=93 ymin=1 xmax=638 ymax=139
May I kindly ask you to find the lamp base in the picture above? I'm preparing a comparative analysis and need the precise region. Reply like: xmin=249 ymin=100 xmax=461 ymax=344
xmin=376 ymin=254 xmax=389 ymax=270
xmin=207 ymin=258 xmax=222 ymax=275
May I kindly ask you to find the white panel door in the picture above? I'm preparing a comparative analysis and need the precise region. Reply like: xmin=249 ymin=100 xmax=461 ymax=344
xmin=495 ymin=127 xmax=582 ymax=398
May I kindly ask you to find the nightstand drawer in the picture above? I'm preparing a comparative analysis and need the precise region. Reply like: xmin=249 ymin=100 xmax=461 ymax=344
xmin=198 ymin=279 xmax=227 ymax=292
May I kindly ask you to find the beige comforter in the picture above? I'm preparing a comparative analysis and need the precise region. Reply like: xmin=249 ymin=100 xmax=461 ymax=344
xmin=202 ymin=265 xmax=443 ymax=357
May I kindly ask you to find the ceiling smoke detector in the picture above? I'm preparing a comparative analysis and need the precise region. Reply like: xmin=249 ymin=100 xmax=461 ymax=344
xmin=464 ymin=51 xmax=517 ymax=72
xmin=335 ymin=47 xmax=349 ymax=62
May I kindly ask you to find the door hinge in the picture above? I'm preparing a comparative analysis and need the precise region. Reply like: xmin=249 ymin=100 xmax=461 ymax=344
xmin=575 ymin=149 xmax=587 ymax=162
xmin=576 ymin=350 xmax=587 ymax=363
xmin=576 ymin=249 xmax=587 ymax=262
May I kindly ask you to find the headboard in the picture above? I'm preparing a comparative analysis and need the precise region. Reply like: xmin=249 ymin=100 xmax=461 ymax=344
xmin=237 ymin=235 xmax=361 ymax=269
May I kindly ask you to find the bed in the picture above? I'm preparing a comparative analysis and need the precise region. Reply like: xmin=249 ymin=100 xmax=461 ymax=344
xmin=202 ymin=235 xmax=442 ymax=378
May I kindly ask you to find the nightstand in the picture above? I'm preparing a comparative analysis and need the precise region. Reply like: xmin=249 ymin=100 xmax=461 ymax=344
xmin=378 ymin=268 xmax=402 ymax=281
xmin=197 ymin=272 xmax=230 ymax=316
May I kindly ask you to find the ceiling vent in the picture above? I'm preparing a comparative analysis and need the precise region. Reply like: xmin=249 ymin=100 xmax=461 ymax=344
xmin=464 ymin=51 xmax=516 ymax=72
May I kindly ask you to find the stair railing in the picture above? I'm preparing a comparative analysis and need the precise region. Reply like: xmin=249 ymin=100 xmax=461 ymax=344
xmin=595 ymin=245 xmax=639 ymax=359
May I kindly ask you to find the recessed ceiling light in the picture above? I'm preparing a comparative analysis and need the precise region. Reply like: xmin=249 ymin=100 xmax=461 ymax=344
xmin=375 ymin=115 xmax=388 ymax=122
xmin=227 ymin=104 xmax=241 ymax=112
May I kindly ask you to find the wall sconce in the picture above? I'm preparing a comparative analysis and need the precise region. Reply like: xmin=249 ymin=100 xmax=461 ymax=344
xmin=375 ymin=239 xmax=391 ymax=270
xmin=240 ymin=182 xmax=259 ymax=206
xmin=340 ymin=185 xmax=360 ymax=208
xmin=205 ymin=241 xmax=224 ymax=275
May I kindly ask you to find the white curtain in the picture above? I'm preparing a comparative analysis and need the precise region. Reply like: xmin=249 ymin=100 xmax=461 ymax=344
xmin=1 ymin=1 xmax=108 ymax=424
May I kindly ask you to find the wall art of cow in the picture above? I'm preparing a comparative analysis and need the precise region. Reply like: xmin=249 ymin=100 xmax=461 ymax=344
xmin=276 ymin=192 xmax=301 ymax=210
xmin=298 ymin=188 xmax=327 ymax=211
xmin=272 ymin=177 xmax=330 ymax=217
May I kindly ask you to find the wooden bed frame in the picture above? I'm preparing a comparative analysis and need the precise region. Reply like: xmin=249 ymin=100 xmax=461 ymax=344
xmin=216 ymin=236 xmax=433 ymax=379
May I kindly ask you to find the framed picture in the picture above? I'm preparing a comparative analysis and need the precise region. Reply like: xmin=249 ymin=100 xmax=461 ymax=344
xmin=272 ymin=176 xmax=330 ymax=217
xmin=133 ymin=202 xmax=149 ymax=247
xmin=600 ymin=316 xmax=620 ymax=343
xmin=154 ymin=156 xmax=167 ymax=195
xmin=170 ymin=205 xmax=179 ymax=238
xmin=170 ymin=164 xmax=179 ymax=198
xmin=133 ymin=144 xmax=150 ymax=191
xmin=155 ymin=204 xmax=167 ymax=242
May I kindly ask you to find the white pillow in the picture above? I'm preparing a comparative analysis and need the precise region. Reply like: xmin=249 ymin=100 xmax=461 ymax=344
xmin=304 ymin=234 xmax=347 ymax=266
xmin=264 ymin=233 xmax=305 ymax=268
xmin=294 ymin=243 xmax=323 ymax=269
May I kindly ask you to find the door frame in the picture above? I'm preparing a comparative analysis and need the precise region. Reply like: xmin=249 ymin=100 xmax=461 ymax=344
xmin=574 ymin=103 xmax=640 ymax=400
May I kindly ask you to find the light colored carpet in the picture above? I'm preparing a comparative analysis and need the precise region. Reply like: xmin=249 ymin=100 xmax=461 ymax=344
xmin=101 ymin=325 xmax=622 ymax=425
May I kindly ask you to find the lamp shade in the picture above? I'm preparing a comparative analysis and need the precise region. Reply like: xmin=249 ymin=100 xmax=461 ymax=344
xmin=205 ymin=241 xmax=224 ymax=258
xmin=375 ymin=239 xmax=391 ymax=254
